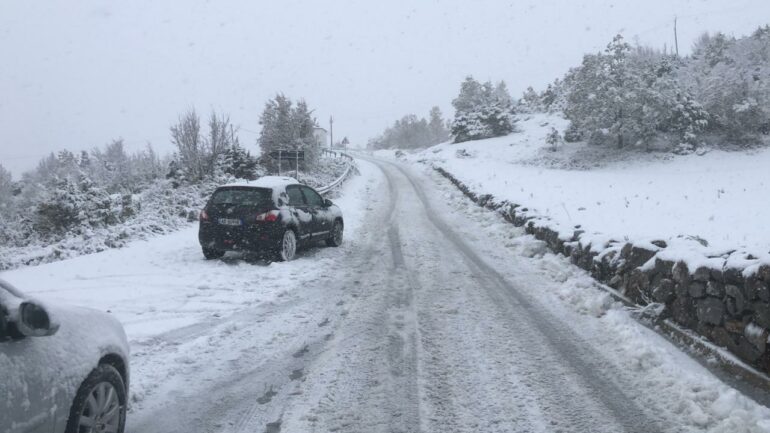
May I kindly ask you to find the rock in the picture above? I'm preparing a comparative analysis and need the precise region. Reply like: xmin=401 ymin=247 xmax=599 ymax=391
xmin=724 ymin=320 xmax=745 ymax=335
xmin=609 ymin=275 xmax=622 ymax=289
xmin=725 ymin=284 xmax=746 ymax=314
xmin=624 ymin=245 xmax=657 ymax=270
xmin=697 ymin=297 xmax=725 ymax=325
xmin=625 ymin=269 xmax=649 ymax=303
xmin=674 ymin=283 xmax=688 ymax=297
xmin=692 ymin=266 xmax=712 ymax=283
xmin=746 ymin=277 xmax=770 ymax=302
xmin=733 ymin=336 xmax=764 ymax=363
xmin=711 ymin=326 xmax=735 ymax=348
xmin=652 ymin=279 xmax=675 ymax=303
xmin=745 ymin=275 xmax=760 ymax=301
xmin=620 ymin=243 xmax=633 ymax=259
xmin=671 ymin=297 xmax=696 ymax=328
xmin=725 ymin=298 xmax=740 ymax=317
xmin=650 ymin=272 xmax=663 ymax=290
xmin=578 ymin=248 xmax=594 ymax=271
xmin=758 ymin=265 xmax=770 ymax=282
xmin=672 ymin=261 xmax=690 ymax=285
xmin=593 ymin=254 xmax=616 ymax=282
xmin=723 ymin=267 xmax=744 ymax=286
xmin=654 ymin=258 xmax=675 ymax=278
xmin=688 ymin=282 xmax=707 ymax=298
xmin=651 ymin=240 xmax=668 ymax=248
xmin=711 ymin=268 xmax=725 ymax=283
xmin=688 ymin=281 xmax=706 ymax=298
xmin=744 ymin=323 xmax=769 ymax=353
xmin=571 ymin=229 xmax=585 ymax=242
xmin=758 ymin=285 xmax=770 ymax=303
xmin=753 ymin=302 xmax=770 ymax=329
xmin=570 ymin=249 xmax=580 ymax=265
xmin=695 ymin=322 xmax=714 ymax=339
xmin=706 ymin=281 xmax=725 ymax=297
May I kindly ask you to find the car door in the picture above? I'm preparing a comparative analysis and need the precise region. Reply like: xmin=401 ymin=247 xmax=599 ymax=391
xmin=285 ymin=185 xmax=312 ymax=242
xmin=0 ymin=290 xmax=56 ymax=433
xmin=299 ymin=186 xmax=331 ymax=239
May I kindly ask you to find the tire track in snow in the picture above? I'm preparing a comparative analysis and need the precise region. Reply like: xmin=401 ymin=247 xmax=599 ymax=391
xmin=383 ymin=160 xmax=664 ymax=433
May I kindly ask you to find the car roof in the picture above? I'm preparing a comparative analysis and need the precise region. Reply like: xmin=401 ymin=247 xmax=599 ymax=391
xmin=219 ymin=176 xmax=299 ymax=190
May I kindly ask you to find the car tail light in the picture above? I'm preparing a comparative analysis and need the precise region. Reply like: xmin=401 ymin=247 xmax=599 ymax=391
xmin=200 ymin=209 xmax=209 ymax=222
xmin=255 ymin=210 xmax=280 ymax=222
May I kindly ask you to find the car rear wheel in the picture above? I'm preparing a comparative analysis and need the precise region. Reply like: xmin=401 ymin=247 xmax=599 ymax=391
xmin=326 ymin=220 xmax=343 ymax=247
xmin=277 ymin=229 xmax=297 ymax=261
xmin=202 ymin=247 xmax=225 ymax=260
xmin=65 ymin=364 xmax=127 ymax=433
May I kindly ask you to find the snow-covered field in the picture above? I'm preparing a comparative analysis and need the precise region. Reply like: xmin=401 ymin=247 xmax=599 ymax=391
xmin=388 ymin=112 xmax=770 ymax=271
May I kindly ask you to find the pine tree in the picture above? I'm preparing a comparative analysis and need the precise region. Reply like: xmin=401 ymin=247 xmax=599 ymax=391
xmin=428 ymin=106 xmax=449 ymax=144
xmin=451 ymin=76 xmax=515 ymax=143
xmin=259 ymin=95 xmax=320 ymax=172
xmin=546 ymin=127 xmax=562 ymax=152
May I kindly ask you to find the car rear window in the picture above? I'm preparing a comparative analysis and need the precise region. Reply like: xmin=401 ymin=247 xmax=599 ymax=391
xmin=211 ymin=187 xmax=272 ymax=206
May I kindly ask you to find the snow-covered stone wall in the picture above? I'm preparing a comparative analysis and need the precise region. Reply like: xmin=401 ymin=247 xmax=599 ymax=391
xmin=435 ymin=166 xmax=770 ymax=373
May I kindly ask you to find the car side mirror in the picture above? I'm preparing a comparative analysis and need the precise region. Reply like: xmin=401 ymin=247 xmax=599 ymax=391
xmin=17 ymin=302 xmax=59 ymax=337
xmin=324 ymin=199 xmax=333 ymax=207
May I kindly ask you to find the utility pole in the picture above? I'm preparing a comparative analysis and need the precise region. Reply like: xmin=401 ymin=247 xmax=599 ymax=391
xmin=329 ymin=115 xmax=334 ymax=150
xmin=674 ymin=17 xmax=679 ymax=57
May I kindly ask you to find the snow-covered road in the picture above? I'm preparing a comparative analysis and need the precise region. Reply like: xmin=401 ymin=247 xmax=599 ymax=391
xmin=4 ymin=157 xmax=770 ymax=432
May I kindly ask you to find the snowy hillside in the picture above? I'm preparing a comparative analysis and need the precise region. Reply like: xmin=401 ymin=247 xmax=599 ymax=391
xmin=398 ymin=113 xmax=770 ymax=269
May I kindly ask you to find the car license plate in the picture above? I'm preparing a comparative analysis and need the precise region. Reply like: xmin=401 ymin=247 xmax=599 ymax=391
xmin=218 ymin=218 xmax=241 ymax=226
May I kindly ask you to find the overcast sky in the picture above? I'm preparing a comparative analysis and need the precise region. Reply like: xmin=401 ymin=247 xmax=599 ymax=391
xmin=1 ymin=0 xmax=769 ymax=177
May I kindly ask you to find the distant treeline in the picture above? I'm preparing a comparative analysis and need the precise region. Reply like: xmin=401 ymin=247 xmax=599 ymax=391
xmin=0 ymin=94 xmax=332 ymax=247
xmin=371 ymin=25 xmax=770 ymax=152
xmin=524 ymin=27 xmax=770 ymax=152
xmin=367 ymin=107 xmax=450 ymax=150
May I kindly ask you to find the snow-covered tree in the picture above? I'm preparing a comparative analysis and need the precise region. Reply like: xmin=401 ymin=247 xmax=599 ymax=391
xmin=219 ymin=142 xmax=260 ymax=180
xmin=546 ymin=127 xmax=562 ymax=152
xmin=451 ymin=76 xmax=516 ymax=143
xmin=428 ymin=106 xmax=450 ymax=144
xmin=170 ymin=109 xmax=205 ymax=182
xmin=259 ymin=94 xmax=320 ymax=172
xmin=0 ymin=164 xmax=13 ymax=213
xmin=563 ymin=34 xmax=710 ymax=151
xmin=679 ymin=27 xmax=770 ymax=143
xmin=518 ymin=86 xmax=542 ymax=112
xmin=205 ymin=111 xmax=235 ymax=177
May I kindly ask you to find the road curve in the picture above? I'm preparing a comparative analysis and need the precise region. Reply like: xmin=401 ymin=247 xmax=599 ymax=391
xmin=271 ymin=158 xmax=665 ymax=432
xmin=130 ymin=157 xmax=669 ymax=433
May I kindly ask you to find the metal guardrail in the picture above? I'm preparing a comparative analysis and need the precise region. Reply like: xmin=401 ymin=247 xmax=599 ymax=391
xmin=316 ymin=151 xmax=355 ymax=195
xmin=321 ymin=149 xmax=354 ymax=161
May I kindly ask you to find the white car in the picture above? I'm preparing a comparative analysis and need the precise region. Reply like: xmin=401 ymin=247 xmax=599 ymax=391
xmin=0 ymin=279 xmax=130 ymax=433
